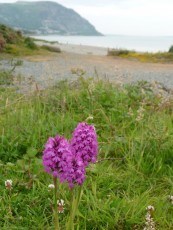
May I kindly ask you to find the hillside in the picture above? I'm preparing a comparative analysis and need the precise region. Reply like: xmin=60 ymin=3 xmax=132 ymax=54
xmin=0 ymin=1 xmax=101 ymax=36
xmin=0 ymin=24 xmax=54 ymax=56
xmin=0 ymin=24 xmax=22 ymax=43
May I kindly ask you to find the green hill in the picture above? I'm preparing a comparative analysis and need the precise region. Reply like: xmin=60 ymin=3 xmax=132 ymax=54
xmin=0 ymin=24 xmax=22 ymax=50
xmin=0 ymin=1 xmax=101 ymax=36
xmin=0 ymin=24 xmax=46 ymax=55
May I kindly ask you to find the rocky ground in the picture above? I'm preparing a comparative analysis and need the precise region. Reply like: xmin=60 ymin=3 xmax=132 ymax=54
xmin=1 ymin=43 xmax=173 ymax=91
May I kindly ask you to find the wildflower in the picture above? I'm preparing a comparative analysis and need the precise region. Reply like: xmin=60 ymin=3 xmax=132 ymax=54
xmin=57 ymin=199 xmax=65 ymax=213
xmin=43 ymin=122 xmax=98 ymax=188
xmin=48 ymin=184 xmax=55 ymax=191
xmin=144 ymin=205 xmax=155 ymax=230
xmin=66 ymin=156 xmax=86 ymax=188
xmin=43 ymin=135 xmax=86 ymax=188
xmin=42 ymin=135 xmax=73 ymax=183
xmin=70 ymin=122 xmax=98 ymax=167
xmin=168 ymin=195 xmax=173 ymax=205
xmin=5 ymin=179 xmax=12 ymax=190
xmin=147 ymin=205 xmax=155 ymax=212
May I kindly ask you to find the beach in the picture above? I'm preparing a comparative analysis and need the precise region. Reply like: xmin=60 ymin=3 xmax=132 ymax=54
xmin=1 ymin=41 xmax=173 ymax=91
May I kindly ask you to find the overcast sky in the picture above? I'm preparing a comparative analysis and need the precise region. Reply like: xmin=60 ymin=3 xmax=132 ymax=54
xmin=0 ymin=0 xmax=173 ymax=36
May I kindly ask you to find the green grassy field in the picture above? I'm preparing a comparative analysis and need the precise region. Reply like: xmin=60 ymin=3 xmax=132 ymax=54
xmin=0 ymin=76 xmax=173 ymax=229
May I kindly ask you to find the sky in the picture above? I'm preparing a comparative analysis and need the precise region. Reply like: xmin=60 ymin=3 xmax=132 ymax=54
xmin=0 ymin=0 xmax=173 ymax=36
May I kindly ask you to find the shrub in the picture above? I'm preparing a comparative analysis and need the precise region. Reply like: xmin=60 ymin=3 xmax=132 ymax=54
xmin=0 ymin=70 xmax=14 ymax=85
xmin=24 ymin=37 xmax=37 ymax=50
xmin=4 ymin=45 xmax=19 ymax=55
xmin=0 ymin=34 xmax=6 ymax=51
xmin=16 ymin=30 xmax=22 ymax=37
xmin=0 ymin=24 xmax=20 ymax=44
xmin=42 ymin=45 xmax=61 ymax=53
xmin=168 ymin=45 xmax=173 ymax=53
xmin=5 ymin=32 xmax=17 ymax=44
xmin=107 ymin=48 xmax=131 ymax=56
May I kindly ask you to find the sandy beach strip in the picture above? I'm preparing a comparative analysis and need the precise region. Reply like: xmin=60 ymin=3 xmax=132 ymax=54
xmin=1 ymin=41 xmax=173 ymax=91
xmin=35 ymin=41 xmax=108 ymax=56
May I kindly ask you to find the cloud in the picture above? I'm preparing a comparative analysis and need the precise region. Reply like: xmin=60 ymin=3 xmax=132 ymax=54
xmin=58 ymin=0 xmax=124 ymax=7
xmin=70 ymin=0 xmax=173 ymax=35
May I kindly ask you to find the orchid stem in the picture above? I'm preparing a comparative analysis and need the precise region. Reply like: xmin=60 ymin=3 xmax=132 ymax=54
xmin=66 ymin=188 xmax=74 ymax=230
xmin=66 ymin=186 xmax=83 ymax=230
xmin=53 ymin=177 xmax=60 ymax=230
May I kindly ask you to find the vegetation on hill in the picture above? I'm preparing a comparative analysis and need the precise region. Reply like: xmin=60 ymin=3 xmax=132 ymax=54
xmin=0 ymin=24 xmax=37 ymax=54
xmin=108 ymin=48 xmax=173 ymax=63
xmin=0 ymin=24 xmax=22 ymax=51
xmin=0 ymin=75 xmax=173 ymax=229
xmin=0 ymin=24 xmax=61 ymax=56
xmin=0 ymin=1 xmax=101 ymax=36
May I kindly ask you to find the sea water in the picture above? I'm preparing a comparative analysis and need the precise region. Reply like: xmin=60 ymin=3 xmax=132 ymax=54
xmin=32 ymin=34 xmax=173 ymax=53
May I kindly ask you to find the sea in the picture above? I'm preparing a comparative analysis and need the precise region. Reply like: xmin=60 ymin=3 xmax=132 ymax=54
xmin=32 ymin=34 xmax=173 ymax=53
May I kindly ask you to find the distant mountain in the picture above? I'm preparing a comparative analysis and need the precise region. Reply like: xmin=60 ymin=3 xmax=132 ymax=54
xmin=0 ymin=1 xmax=102 ymax=36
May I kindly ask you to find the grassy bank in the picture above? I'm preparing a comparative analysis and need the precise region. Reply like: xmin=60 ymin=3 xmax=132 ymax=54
xmin=108 ymin=49 xmax=173 ymax=63
xmin=0 ymin=24 xmax=60 ymax=57
xmin=0 ymin=77 xmax=173 ymax=229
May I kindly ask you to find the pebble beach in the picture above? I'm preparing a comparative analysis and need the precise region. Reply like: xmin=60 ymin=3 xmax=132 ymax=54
xmin=1 ymin=42 xmax=173 ymax=90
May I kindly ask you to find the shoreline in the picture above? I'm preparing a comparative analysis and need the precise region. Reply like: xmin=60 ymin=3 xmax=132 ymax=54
xmin=35 ymin=41 xmax=108 ymax=56
xmin=32 ymin=34 xmax=173 ymax=53
xmin=35 ymin=40 xmax=173 ymax=60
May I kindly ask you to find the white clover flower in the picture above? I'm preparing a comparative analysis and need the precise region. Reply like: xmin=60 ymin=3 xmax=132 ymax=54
xmin=57 ymin=199 xmax=65 ymax=213
xmin=58 ymin=199 xmax=64 ymax=205
xmin=168 ymin=195 xmax=173 ymax=200
xmin=48 ymin=184 xmax=55 ymax=191
xmin=5 ymin=179 xmax=13 ymax=190
xmin=147 ymin=205 xmax=155 ymax=212
xmin=168 ymin=195 xmax=173 ymax=205
xmin=86 ymin=115 xmax=94 ymax=121
xmin=144 ymin=205 xmax=155 ymax=230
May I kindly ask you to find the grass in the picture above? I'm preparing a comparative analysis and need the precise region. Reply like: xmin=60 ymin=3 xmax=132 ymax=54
xmin=0 ymin=24 xmax=58 ymax=57
xmin=3 ymin=43 xmax=54 ymax=57
xmin=0 ymin=77 xmax=173 ymax=229
xmin=41 ymin=45 xmax=61 ymax=53
xmin=33 ymin=38 xmax=59 ymax=45
xmin=108 ymin=49 xmax=173 ymax=63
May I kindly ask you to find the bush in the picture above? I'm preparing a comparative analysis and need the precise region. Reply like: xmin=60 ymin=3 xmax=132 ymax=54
xmin=0 ymin=34 xmax=6 ymax=51
xmin=4 ymin=45 xmax=19 ymax=55
xmin=107 ymin=48 xmax=131 ymax=56
xmin=0 ymin=24 xmax=21 ymax=44
xmin=16 ymin=30 xmax=22 ymax=37
xmin=0 ymin=70 xmax=14 ymax=85
xmin=24 ymin=37 xmax=37 ymax=50
xmin=168 ymin=45 xmax=173 ymax=53
xmin=42 ymin=45 xmax=61 ymax=53
xmin=5 ymin=32 xmax=17 ymax=44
